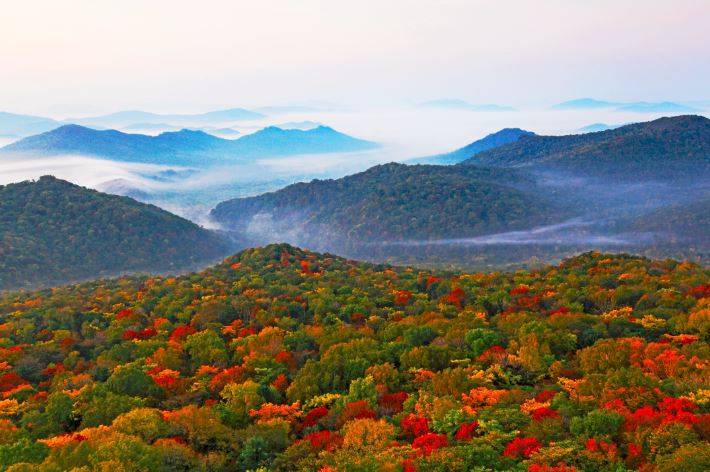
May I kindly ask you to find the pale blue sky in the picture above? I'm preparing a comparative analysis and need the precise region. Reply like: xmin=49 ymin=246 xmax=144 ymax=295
xmin=2 ymin=0 xmax=708 ymax=115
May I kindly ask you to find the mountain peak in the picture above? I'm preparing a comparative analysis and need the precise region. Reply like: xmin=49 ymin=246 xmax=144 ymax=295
xmin=410 ymin=127 xmax=535 ymax=165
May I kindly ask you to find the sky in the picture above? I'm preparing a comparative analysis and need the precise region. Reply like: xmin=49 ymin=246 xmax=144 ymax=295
xmin=1 ymin=0 xmax=709 ymax=116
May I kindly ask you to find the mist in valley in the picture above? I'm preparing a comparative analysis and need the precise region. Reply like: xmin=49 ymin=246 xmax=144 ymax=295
xmin=1 ymin=105 xmax=707 ymax=268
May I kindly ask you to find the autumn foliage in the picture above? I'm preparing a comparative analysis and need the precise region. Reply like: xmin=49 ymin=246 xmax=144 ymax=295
xmin=0 ymin=245 xmax=706 ymax=471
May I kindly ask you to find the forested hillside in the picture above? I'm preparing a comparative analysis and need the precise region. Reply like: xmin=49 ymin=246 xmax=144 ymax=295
xmin=461 ymin=115 xmax=710 ymax=181
xmin=0 ymin=177 xmax=234 ymax=290
xmin=211 ymin=163 xmax=563 ymax=249
xmin=0 ymin=244 xmax=706 ymax=471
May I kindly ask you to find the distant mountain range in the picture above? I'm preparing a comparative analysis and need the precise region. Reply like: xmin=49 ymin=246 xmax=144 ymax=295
xmin=121 ymin=123 xmax=241 ymax=138
xmin=419 ymin=99 xmax=515 ymax=112
xmin=461 ymin=115 xmax=710 ymax=181
xmin=616 ymin=102 xmax=701 ymax=113
xmin=552 ymin=98 xmax=699 ymax=113
xmin=68 ymin=108 xmax=265 ymax=128
xmin=552 ymin=98 xmax=622 ymax=110
xmin=410 ymin=128 xmax=535 ymax=165
xmin=0 ymin=176 xmax=236 ymax=290
xmin=0 ymin=112 xmax=62 ymax=137
xmin=0 ymin=107 xmax=264 ymax=138
xmin=0 ymin=124 xmax=378 ymax=166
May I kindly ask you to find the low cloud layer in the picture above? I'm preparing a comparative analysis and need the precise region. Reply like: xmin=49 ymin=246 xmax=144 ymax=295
xmin=378 ymin=219 xmax=652 ymax=247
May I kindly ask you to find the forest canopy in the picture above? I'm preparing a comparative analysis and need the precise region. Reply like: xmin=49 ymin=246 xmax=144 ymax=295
xmin=0 ymin=176 xmax=234 ymax=290
xmin=0 ymin=244 xmax=706 ymax=471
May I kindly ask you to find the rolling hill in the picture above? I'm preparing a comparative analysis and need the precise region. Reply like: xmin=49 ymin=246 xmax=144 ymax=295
xmin=410 ymin=128 xmax=535 ymax=165
xmin=0 ymin=124 xmax=378 ymax=166
xmin=210 ymin=163 xmax=563 ymax=253
xmin=0 ymin=176 xmax=235 ymax=290
xmin=461 ymin=115 xmax=710 ymax=181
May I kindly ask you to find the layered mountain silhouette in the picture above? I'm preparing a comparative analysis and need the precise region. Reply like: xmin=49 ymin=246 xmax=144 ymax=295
xmin=1 ymin=124 xmax=378 ymax=166
xmin=210 ymin=115 xmax=709 ymax=265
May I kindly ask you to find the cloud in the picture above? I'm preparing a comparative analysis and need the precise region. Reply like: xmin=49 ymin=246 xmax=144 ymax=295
xmin=0 ymin=155 xmax=177 ymax=188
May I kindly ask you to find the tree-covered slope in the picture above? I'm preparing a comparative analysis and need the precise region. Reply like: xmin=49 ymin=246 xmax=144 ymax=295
xmin=211 ymin=163 xmax=563 ymax=249
xmin=461 ymin=115 xmax=710 ymax=181
xmin=0 ymin=244 xmax=706 ymax=471
xmin=0 ymin=176 xmax=234 ymax=290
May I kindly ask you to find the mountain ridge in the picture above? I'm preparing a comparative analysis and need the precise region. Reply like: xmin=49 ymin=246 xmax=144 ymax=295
xmin=552 ymin=98 xmax=699 ymax=112
xmin=68 ymin=107 xmax=265 ymax=128
xmin=1 ymin=124 xmax=379 ymax=166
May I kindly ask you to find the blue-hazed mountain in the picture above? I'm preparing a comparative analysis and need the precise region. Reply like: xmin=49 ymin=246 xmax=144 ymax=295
xmin=121 ymin=123 xmax=241 ymax=138
xmin=551 ymin=98 xmax=622 ymax=110
xmin=0 ymin=111 xmax=62 ymax=138
xmin=409 ymin=128 xmax=535 ymax=165
xmin=460 ymin=115 xmax=710 ymax=181
xmin=205 ymin=127 xmax=241 ymax=139
xmin=274 ymin=120 xmax=322 ymax=130
xmin=576 ymin=123 xmax=623 ymax=133
xmin=0 ymin=124 xmax=379 ymax=166
xmin=552 ymin=98 xmax=699 ymax=113
xmin=419 ymin=99 xmax=515 ymax=112
xmin=615 ymin=101 xmax=699 ymax=113
xmin=68 ymin=107 xmax=265 ymax=128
